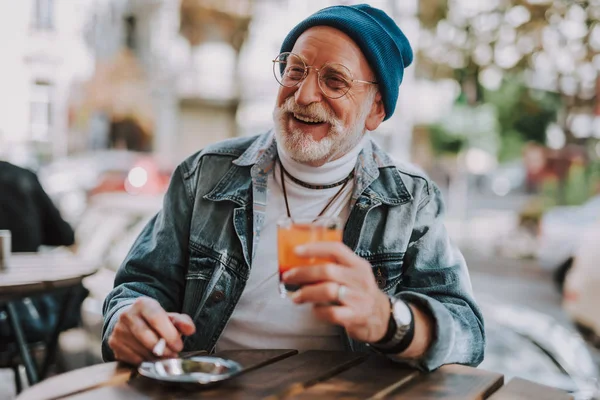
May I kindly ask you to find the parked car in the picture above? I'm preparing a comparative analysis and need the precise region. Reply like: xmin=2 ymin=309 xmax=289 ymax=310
xmin=38 ymin=150 xmax=171 ymax=224
xmin=563 ymin=220 xmax=600 ymax=347
xmin=480 ymin=300 xmax=599 ymax=398
xmin=536 ymin=195 xmax=600 ymax=292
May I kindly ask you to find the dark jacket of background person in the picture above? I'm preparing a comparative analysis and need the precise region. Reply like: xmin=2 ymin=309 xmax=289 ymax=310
xmin=0 ymin=161 xmax=80 ymax=343
xmin=0 ymin=161 xmax=74 ymax=252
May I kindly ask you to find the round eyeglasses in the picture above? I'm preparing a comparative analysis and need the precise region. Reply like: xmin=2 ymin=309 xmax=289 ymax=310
xmin=272 ymin=52 xmax=378 ymax=99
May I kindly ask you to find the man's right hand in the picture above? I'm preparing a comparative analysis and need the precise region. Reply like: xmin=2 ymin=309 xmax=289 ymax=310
xmin=107 ymin=297 xmax=196 ymax=365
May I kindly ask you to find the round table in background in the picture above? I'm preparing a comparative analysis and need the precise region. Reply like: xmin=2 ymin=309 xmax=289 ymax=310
xmin=0 ymin=252 xmax=98 ymax=388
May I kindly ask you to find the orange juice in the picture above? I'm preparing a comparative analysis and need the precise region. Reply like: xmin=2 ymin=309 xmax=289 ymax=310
xmin=277 ymin=216 xmax=343 ymax=297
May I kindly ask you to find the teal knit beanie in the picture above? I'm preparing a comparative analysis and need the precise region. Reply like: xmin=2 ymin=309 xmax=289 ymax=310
xmin=280 ymin=4 xmax=413 ymax=121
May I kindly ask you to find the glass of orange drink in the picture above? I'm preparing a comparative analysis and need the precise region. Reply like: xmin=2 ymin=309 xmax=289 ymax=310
xmin=277 ymin=216 xmax=343 ymax=298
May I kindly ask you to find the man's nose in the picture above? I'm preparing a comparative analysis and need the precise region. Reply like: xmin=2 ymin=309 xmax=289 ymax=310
xmin=294 ymin=69 xmax=323 ymax=106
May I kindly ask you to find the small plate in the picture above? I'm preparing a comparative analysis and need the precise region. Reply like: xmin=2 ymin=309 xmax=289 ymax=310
xmin=138 ymin=356 xmax=243 ymax=386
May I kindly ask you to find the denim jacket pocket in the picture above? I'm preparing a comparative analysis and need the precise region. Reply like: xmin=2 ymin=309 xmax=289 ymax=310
xmin=183 ymin=248 xmax=247 ymax=352
xmin=182 ymin=254 xmax=216 ymax=317
xmin=183 ymin=244 xmax=244 ymax=316
xmin=362 ymin=253 xmax=405 ymax=293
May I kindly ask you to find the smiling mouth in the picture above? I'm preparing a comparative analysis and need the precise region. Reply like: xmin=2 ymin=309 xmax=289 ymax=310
xmin=292 ymin=113 xmax=327 ymax=125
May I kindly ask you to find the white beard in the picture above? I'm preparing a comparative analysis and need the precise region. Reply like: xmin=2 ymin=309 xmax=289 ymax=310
xmin=273 ymin=92 xmax=375 ymax=165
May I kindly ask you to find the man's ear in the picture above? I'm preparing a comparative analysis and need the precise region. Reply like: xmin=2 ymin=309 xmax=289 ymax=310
xmin=365 ymin=91 xmax=386 ymax=131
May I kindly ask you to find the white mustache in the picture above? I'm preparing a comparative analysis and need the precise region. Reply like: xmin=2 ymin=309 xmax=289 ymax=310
xmin=280 ymin=97 xmax=337 ymax=125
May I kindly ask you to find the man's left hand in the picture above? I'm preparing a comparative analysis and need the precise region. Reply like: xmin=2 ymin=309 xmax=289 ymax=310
xmin=282 ymin=242 xmax=390 ymax=343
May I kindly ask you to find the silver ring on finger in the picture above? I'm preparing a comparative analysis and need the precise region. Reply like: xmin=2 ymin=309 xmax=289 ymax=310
xmin=336 ymin=284 xmax=348 ymax=304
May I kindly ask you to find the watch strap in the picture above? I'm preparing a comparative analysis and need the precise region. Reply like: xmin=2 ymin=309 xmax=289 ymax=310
xmin=370 ymin=299 xmax=415 ymax=354
xmin=373 ymin=296 xmax=397 ymax=345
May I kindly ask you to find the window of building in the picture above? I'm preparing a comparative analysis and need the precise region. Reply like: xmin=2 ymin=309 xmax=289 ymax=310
xmin=30 ymin=81 xmax=53 ymax=141
xmin=32 ymin=0 xmax=54 ymax=31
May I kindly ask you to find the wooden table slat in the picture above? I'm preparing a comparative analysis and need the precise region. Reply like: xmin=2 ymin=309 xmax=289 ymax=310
xmin=15 ymin=362 xmax=132 ymax=400
xmin=65 ymin=386 xmax=147 ymax=400
xmin=487 ymin=378 xmax=573 ymax=400
xmin=387 ymin=364 xmax=503 ymax=400
xmin=290 ymin=355 xmax=419 ymax=400
xmin=213 ymin=349 xmax=299 ymax=373
xmin=258 ymin=351 xmax=368 ymax=400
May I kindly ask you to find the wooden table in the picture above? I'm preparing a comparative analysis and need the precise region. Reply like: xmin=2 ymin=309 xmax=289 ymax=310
xmin=0 ymin=253 xmax=98 ymax=387
xmin=15 ymin=350 xmax=573 ymax=399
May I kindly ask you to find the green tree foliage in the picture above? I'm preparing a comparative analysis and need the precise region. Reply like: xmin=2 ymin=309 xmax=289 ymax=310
xmin=483 ymin=76 xmax=562 ymax=160
xmin=418 ymin=0 xmax=600 ymax=155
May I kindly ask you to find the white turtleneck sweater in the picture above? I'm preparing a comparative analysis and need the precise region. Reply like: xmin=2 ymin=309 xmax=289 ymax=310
xmin=215 ymin=136 xmax=368 ymax=352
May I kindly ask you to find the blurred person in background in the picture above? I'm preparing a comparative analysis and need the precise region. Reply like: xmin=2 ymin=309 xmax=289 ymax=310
xmin=563 ymin=217 xmax=600 ymax=342
xmin=103 ymin=4 xmax=484 ymax=372
xmin=0 ymin=160 xmax=74 ymax=252
xmin=0 ymin=160 xmax=81 ymax=344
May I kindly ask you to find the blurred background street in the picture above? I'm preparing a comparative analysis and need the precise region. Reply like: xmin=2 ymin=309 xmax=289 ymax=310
xmin=1 ymin=0 xmax=600 ymax=399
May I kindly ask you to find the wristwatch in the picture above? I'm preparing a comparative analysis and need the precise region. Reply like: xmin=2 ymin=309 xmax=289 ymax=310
xmin=369 ymin=296 xmax=415 ymax=354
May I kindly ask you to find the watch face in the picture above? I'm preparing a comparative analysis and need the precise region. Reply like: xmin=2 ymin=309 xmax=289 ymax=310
xmin=392 ymin=300 xmax=412 ymax=326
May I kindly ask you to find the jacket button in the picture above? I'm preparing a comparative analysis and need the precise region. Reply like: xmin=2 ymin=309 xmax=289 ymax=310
xmin=211 ymin=291 xmax=225 ymax=303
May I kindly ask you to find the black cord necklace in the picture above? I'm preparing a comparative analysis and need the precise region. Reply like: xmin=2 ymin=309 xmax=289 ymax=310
xmin=278 ymin=158 xmax=352 ymax=220
xmin=279 ymin=160 xmax=354 ymax=190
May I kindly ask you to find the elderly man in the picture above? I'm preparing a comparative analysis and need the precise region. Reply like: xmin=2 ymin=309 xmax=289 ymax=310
xmin=103 ymin=4 xmax=484 ymax=372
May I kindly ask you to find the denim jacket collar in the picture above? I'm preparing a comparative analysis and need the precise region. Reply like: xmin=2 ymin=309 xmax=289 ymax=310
xmin=352 ymin=138 xmax=413 ymax=206
xmin=232 ymin=131 xmax=412 ymax=204
xmin=203 ymin=166 xmax=252 ymax=207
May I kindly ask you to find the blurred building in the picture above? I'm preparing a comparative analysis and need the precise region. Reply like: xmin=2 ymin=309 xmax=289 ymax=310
xmin=70 ymin=0 xmax=254 ymax=164
xmin=0 ymin=0 xmax=95 ymax=167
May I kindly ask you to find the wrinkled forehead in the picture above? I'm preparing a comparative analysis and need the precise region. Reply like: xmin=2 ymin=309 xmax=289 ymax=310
xmin=290 ymin=26 xmax=375 ymax=79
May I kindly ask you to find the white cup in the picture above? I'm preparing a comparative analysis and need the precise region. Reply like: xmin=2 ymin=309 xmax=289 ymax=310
xmin=0 ymin=230 xmax=11 ymax=271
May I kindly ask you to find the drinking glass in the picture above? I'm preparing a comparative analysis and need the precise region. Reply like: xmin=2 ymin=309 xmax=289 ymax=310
xmin=277 ymin=216 xmax=343 ymax=298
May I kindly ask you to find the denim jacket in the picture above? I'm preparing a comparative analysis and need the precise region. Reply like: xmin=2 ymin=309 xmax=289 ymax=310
xmin=102 ymin=132 xmax=485 ymax=371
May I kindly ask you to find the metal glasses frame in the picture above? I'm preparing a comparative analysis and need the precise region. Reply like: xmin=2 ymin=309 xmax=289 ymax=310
xmin=272 ymin=52 xmax=378 ymax=99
